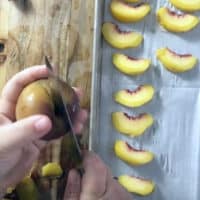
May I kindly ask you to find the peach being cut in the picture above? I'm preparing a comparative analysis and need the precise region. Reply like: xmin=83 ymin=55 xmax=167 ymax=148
xmin=112 ymin=112 xmax=153 ymax=137
xmin=114 ymin=140 xmax=154 ymax=165
xmin=118 ymin=175 xmax=155 ymax=196
xmin=114 ymin=85 xmax=154 ymax=108
xmin=156 ymin=47 xmax=198 ymax=73
xmin=157 ymin=7 xmax=199 ymax=32
xmin=15 ymin=78 xmax=79 ymax=141
xmin=110 ymin=1 xmax=151 ymax=23
xmin=170 ymin=0 xmax=200 ymax=12
xmin=102 ymin=22 xmax=143 ymax=49
xmin=112 ymin=53 xmax=151 ymax=75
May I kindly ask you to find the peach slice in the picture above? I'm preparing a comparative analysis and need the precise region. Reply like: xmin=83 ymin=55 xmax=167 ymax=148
xmin=118 ymin=175 xmax=155 ymax=196
xmin=170 ymin=0 xmax=200 ymax=12
xmin=157 ymin=7 xmax=199 ymax=32
xmin=112 ymin=112 xmax=154 ymax=137
xmin=114 ymin=85 xmax=154 ymax=108
xmin=41 ymin=162 xmax=63 ymax=178
xmin=114 ymin=140 xmax=154 ymax=165
xmin=102 ymin=22 xmax=143 ymax=49
xmin=110 ymin=1 xmax=151 ymax=23
xmin=156 ymin=47 xmax=198 ymax=73
xmin=112 ymin=53 xmax=151 ymax=75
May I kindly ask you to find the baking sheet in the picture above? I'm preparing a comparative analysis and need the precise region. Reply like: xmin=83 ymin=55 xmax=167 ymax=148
xmin=90 ymin=0 xmax=200 ymax=200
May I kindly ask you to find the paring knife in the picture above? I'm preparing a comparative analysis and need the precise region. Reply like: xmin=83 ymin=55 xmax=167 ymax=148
xmin=45 ymin=56 xmax=83 ymax=163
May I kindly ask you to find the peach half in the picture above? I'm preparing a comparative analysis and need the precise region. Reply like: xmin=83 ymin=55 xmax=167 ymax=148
xmin=102 ymin=22 xmax=143 ymax=49
xmin=112 ymin=53 xmax=151 ymax=75
xmin=157 ymin=7 xmax=199 ymax=32
xmin=112 ymin=112 xmax=154 ymax=137
xmin=170 ymin=0 xmax=200 ymax=12
xmin=16 ymin=177 xmax=39 ymax=200
xmin=114 ymin=140 xmax=154 ymax=165
xmin=110 ymin=1 xmax=151 ymax=23
xmin=156 ymin=47 xmax=198 ymax=73
xmin=114 ymin=85 xmax=154 ymax=108
xmin=118 ymin=175 xmax=155 ymax=196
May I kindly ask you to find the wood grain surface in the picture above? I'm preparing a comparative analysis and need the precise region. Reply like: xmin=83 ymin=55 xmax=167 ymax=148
xmin=0 ymin=0 xmax=93 ymax=102
xmin=0 ymin=0 xmax=94 ymax=199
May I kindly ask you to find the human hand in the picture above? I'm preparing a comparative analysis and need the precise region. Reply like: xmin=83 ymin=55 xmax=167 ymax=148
xmin=0 ymin=66 xmax=87 ymax=195
xmin=64 ymin=152 xmax=133 ymax=200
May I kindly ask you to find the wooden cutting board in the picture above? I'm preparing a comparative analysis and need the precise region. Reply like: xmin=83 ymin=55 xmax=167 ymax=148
xmin=0 ymin=0 xmax=93 ymax=108
xmin=0 ymin=1 xmax=94 ymax=199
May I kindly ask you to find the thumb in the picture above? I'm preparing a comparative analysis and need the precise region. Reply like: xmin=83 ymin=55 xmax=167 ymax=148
xmin=81 ymin=152 xmax=108 ymax=200
xmin=64 ymin=169 xmax=81 ymax=200
xmin=0 ymin=115 xmax=52 ymax=151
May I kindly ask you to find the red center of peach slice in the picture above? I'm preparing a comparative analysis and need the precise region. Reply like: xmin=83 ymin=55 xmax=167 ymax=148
xmin=127 ymin=55 xmax=140 ymax=61
xmin=126 ymin=86 xmax=142 ymax=94
xmin=133 ymin=3 xmax=145 ymax=8
xmin=113 ymin=23 xmax=132 ymax=34
xmin=166 ymin=8 xmax=186 ymax=18
xmin=129 ymin=176 xmax=151 ymax=182
xmin=167 ymin=48 xmax=192 ymax=58
xmin=125 ymin=142 xmax=144 ymax=152
xmin=121 ymin=2 xmax=145 ymax=9
xmin=124 ymin=113 xmax=145 ymax=120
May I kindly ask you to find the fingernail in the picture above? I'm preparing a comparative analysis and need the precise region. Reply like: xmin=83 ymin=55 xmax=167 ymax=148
xmin=35 ymin=117 xmax=51 ymax=133
xmin=82 ymin=110 xmax=88 ymax=120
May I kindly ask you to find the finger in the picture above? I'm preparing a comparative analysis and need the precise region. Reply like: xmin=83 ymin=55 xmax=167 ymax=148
xmin=73 ymin=87 xmax=83 ymax=100
xmin=81 ymin=152 xmax=109 ymax=200
xmin=73 ymin=123 xmax=83 ymax=135
xmin=0 ymin=65 xmax=49 ymax=120
xmin=0 ymin=114 xmax=11 ymax=125
xmin=76 ymin=109 xmax=88 ymax=124
xmin=3 ymin=143 xmax=40 ymax=188
xmin=73 ymin=110 xmax=88 ymax=134
xmin=0 ymin=115 xmax=52 ymax=151
xmin=33 ymin=140 xmax=47 ymax=151
xmin=64 ymin=169 xmax=81 ymax=200
xmin=0 ymin=98 xmax=16 ymax=122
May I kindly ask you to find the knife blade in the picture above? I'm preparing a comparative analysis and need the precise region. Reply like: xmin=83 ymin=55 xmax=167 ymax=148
xmin=45 ymin=56 xmax=82 ymax=161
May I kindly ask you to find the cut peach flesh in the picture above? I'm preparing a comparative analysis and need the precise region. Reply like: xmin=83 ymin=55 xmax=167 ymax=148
xmin=112 ymin=53 xmax=151 ymax=75
xmin=156 ymin=47 xmax=198 ymax=72
xmin=170 ymin=0 xmax=200 ymax=12
xmin=114 ymin=85 xmax=154 ymax=107
xmin=41 ymin=162 xmax=63 ymax=177
xmin=102 ymin=22 xmax=143 ymax=49
xmin=110 ymin=1 xmax=151 ymax=23
xmin=114 ymin=140 xmax=154 ymax=165
xmin=157 ymin=7 xmax=199 ymax=32
xmin=112 ymin=112 xmax=154 ymax=137
xmin=118 ymin=175 xmax=155 ymax=196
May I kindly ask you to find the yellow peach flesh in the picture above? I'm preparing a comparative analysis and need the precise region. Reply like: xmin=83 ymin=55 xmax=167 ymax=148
xmin=118 ymin=175 xmax=155 ymax=196
xmin=114 ymin=140 xmax=154 ymax=165
xmin=112 ymin=112 xmax=154 ymax=137
xmin=102 ymin=22 xmax=143 ymax=49
xmin=156 ymin=48 xmax=198 ymax=72
xmin=170 ymin=0 xmax=200 ymax=12
xmin=110 ymin=1 xmax=151 ymax=23
xmin=157 ymin=7 xmax=199 ymax=32
xmin=114 ymin=85 xmax=154 ymax=107
xmin=112 ymin=53 xmax=151 ymax=75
